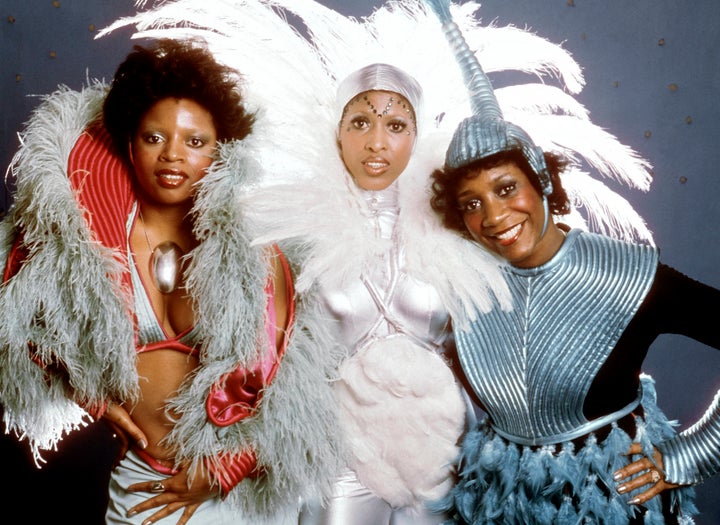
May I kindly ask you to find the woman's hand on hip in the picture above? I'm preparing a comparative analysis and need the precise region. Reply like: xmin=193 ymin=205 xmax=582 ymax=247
xmin=127 ymin=463 xmax=217 ymax=525
xmin=614 ymin=442 xmax=679 ymax=505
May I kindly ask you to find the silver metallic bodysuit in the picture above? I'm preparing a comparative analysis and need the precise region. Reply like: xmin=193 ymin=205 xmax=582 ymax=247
xmin=303 ymin=181 xmax=466 ymax=525
xmin=320 ymin=183 xmax=450 ymax=356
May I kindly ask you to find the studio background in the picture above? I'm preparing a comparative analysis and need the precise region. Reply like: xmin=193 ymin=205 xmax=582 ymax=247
xmin=2 ymin=0 xmax=718 ymax=522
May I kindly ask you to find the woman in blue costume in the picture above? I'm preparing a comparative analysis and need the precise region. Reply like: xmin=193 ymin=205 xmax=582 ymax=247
xmin=425 ymin=1 xmax=720 ymax=523
xmin=0 ymin=38 xmax=342 ymax=524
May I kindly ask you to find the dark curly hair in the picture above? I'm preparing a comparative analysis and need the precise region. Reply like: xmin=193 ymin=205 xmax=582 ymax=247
xmin=430 ymin=149 xmax=571 ymax=238
xmin=103 ymin=38 xmax=255 ymax=162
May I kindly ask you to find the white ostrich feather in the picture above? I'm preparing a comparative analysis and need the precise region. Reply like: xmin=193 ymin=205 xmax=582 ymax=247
xmin=451 ymin=4 xmax=584 ymax=94
xmin=516 ymin=113 xmax=653 ymax=190
xmin=496 ymin=83 xmax=590 ymax=120
xmin=561 ymin=168 xmax=654 ymax=244
xmin=99 ymin=0 xmax=653 ymax=248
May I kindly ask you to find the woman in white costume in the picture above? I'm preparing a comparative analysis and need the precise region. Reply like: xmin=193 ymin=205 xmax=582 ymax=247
xmin=292 ymin=62 xmax=487 ymax=524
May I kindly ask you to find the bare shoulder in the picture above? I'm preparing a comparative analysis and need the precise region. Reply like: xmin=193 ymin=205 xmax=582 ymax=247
xmin=262 ymin=244 xmax=292 ymax=346
xmin=262 ymin=244 xmax=289 ymax=288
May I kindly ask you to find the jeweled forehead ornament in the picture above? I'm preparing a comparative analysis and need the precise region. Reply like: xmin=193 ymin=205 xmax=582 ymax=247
xmin=341 ymin=93 xmax=416 ymax=134
xmin=336 ymin=63 xmax=424 ymax=136
xmin=424 ymin=0 xmax=553 ymax=235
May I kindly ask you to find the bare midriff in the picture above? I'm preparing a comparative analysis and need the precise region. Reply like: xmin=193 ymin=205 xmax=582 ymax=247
xmin=124 ymin=349 xmax=200 ymax=466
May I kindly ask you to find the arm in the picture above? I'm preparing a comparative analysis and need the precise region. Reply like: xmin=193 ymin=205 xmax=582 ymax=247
xmin=205 ymin=450 xmax=261 ymax=497
xmin=0 ymin=93 xmax=139 ymax=463
xmin=614 ymin=264 xmax=720 ymax=500
xmin=614 ymin=392 xmax=720 ymax=504
xmin=205 ymin=244 xmax=292 ymax=427
xmin=201 ymin=244 xmax=292 ymax=491
xmin=207 ymin=243 xmax=344 ymax=514
xmin=651 ymin=264 xmax=720 ymax=485
xmin=656 ymin=389 xmax=720 ymax=485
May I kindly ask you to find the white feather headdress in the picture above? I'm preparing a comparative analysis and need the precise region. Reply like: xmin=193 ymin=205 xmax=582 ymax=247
xmin=99 ymin=0 xmax=655 ymax=321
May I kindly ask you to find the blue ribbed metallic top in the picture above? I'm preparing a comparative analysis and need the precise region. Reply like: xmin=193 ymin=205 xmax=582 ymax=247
xmin=456 ymin=229 xmax=658 ymax=445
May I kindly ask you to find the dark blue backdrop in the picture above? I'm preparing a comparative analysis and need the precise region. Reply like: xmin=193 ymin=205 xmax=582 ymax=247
xmin=2 ymin=0 xmax=718 ymax=522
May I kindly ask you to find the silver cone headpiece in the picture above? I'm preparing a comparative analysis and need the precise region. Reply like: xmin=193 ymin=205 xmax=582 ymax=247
xmin=425 ymin=0 xmax=552 ymax=196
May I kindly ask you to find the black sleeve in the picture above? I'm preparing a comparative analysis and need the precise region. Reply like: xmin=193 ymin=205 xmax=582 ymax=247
xmin=585 ymin=262 xmax=720 ymax=418
xmin=644 ymin=263 xmax=720 ymax=349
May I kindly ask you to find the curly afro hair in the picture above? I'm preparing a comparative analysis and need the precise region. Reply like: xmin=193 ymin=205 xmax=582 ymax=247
xmin=103 ymin=38 xmax=255 ymax=162
xmin=430 ymin=149 xmax=571 ymax=238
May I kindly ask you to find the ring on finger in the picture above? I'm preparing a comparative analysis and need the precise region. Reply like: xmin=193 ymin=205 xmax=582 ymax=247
xmin=150 ymin=481 xmax=165 ymax=493
xmin=650 ymin=470 xmax=661 ymax=484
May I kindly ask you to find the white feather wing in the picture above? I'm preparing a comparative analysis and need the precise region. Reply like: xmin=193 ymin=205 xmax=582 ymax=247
xmin=98 ymin=0 xmax=655 ymax=256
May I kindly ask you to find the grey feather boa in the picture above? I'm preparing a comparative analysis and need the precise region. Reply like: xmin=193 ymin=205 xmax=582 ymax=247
xmin=0 ymin=83 xmax=136 ymax=460
xmin=0 ymin=84 xmax=345 ymax=519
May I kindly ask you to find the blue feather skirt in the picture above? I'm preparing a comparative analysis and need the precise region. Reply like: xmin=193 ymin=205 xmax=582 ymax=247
xmin=432 ymin=377 xmax=697 ymax=524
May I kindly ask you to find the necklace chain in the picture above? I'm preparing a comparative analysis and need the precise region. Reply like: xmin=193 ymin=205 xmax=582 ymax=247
xmin=138 ymin=208 xmax=154 ymax=255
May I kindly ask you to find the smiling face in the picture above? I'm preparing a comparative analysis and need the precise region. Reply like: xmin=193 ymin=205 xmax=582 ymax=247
xmin=457 ymin=160 xmax=565 ymax=268
xmin=129 ymin=97 xmax=217 ymax=207
xmin=338 ymin=90 xmax=417 ymax=191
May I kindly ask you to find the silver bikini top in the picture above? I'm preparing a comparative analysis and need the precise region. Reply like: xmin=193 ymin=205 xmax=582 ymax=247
xmin=126 ymin=202 xmax=201 ymax=350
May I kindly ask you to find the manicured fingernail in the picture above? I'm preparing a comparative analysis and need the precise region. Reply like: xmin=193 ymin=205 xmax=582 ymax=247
xmin=629 ymin=498 xmax=640 ymax=505
xmin=138 ymin=439 xmax=147 ymax=449
xmin=613 ymin=472 xmax=622 ymax=481
xmin=616 ymin=484 xmax=627 ymax=494
xmin=127 ymin=510 xmax=137 ymax=517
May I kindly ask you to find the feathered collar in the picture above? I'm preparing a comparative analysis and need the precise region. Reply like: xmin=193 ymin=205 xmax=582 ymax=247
xmin=0 ymin=82 xmax=269 ymax=459
xmin=243 ymin=130 xmax=512 ymax=327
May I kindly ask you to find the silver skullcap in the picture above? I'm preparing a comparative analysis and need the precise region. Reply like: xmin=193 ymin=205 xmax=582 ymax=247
xmin=336 ymin=63 xmax=424 ymax=131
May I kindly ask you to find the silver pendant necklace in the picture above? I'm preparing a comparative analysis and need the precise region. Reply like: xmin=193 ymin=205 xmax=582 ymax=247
xmin=138 ymin=209 xmax=185 ymax=294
